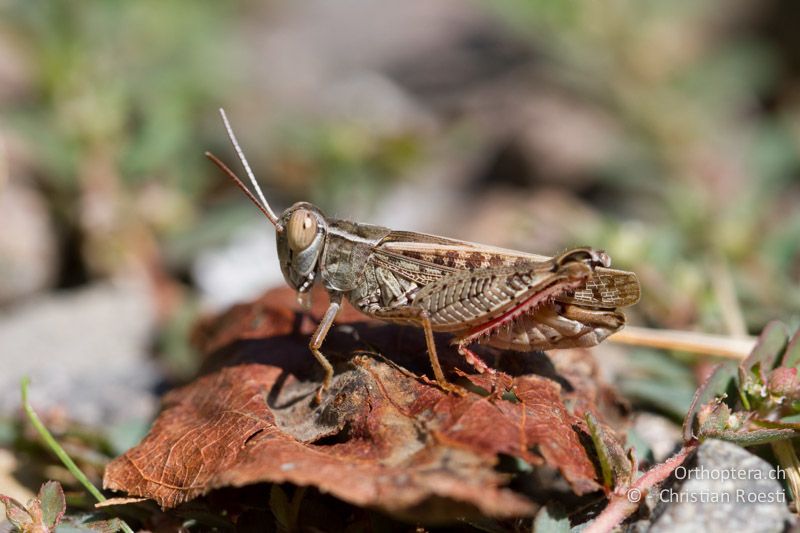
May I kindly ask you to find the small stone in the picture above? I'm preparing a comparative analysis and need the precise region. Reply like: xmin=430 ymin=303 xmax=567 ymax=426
xmin=0 ymin=180 xmax=57 ymax=303
xmin=632 ymin=413 xmax=682 ymax=463
xmin=0 ymin=280 xmax=159 ymax=427
xmin=649 ymin=439 xmax=793 ymax=533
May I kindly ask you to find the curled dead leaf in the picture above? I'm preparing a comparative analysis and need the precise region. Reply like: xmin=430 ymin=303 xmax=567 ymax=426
xmin=105 ymin=288 xmax=620 ymax=521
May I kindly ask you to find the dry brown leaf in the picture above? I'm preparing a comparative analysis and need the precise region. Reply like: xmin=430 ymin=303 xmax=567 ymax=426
xmin=105 ymin=287 xmax=612 ymax=521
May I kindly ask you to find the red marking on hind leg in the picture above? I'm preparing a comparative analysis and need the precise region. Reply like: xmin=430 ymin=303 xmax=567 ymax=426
xmin=457 ymin=343 xmax=495 ymax=374
xmin=462 ymin=280 xmax=582 ymax=344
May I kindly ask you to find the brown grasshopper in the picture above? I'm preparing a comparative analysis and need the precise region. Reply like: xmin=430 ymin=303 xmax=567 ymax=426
xmin=207 ymin=109 xmax=640 ymax=400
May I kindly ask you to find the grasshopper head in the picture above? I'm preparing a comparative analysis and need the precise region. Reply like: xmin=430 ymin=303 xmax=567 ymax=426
xmin=208 ymin=109 xmax=335 ymax=302
xmin=276 ymin=202 xmax=327 ymax=293
xmin=207 ymin=109 xmax=331 ymax=297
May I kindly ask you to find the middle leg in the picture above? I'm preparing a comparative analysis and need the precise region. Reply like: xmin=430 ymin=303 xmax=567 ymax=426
xmin=373 ymin=307 xmax=465 ymax=395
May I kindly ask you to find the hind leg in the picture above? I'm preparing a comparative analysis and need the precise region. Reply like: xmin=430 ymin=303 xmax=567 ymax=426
xmin=455 ymin=342 xmax=495 ymax=374
xmin=373 ymin=307 xmax=465 ymax=395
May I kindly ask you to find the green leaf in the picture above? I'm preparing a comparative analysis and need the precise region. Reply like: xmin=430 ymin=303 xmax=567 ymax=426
xmin=752 ymin=418 xmax=800 ymax=431
xmin=697 ymin=401 xmax=733 ymax=435
xmin=585 ymin=413 xmax=631 ymax=489
xmin=0 ymin=494 xmax=33 ymax=529
xmin=701 ymin=428 xmax=797 ymax=446
xmin=586 ymin=413 xmax=613 ymax=489
xmin=781 ymin=413 xmax=800 ymax=424
xmin=683 ymin=362 xmax=738 ymax=441
xmin=20 ymin=379 xmax=136 ymax=533
xmin=56 ymin=518 xmax=123 ymax=533
xmin=39 ymin=481 xmax=66 ymax=528
xmin=739 ymin=321 xmax=790 ymax=384
xmin=619 ymin=379 xmax=697 ymax=420
xmin=782 ymin=329 xmax=800 ymax=370
xmin=617 ymin=349 xmax=697 ymax=419
xmin=739 ymin=322 xmax=790 ymax=410
xmin=105 ymin=419 xmax=153 ymax=457
xmin=55 ymin=512 xmax=124 ymax=533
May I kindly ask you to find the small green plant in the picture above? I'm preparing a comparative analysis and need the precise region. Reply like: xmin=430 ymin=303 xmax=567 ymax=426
xmin=0 ymin=479 xmax=125 ymax=532
xmin=1 ymin=481 xmax=66 ymax=532
xmin=683 ymin=321 xmax=800 ymax=502
xmin=586 ymin=321 xmax=800 ymax=532
xmin=12 ymin=378 xmax=134 ymax=533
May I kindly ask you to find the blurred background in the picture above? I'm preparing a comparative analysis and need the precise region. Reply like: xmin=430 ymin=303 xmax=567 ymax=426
xmin=1 ymin=0 xmax=800 ymax=506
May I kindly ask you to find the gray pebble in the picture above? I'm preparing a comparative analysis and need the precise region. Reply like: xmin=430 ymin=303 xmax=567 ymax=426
xmin=0 ymin=281 xmax=160 ymax=427
xmin=649 ymin=439 xmax=793 ymax=533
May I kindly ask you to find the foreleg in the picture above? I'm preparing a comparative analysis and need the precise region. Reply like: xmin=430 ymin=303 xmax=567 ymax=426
xmin=309 ymin=294 xmax=342 ymax=403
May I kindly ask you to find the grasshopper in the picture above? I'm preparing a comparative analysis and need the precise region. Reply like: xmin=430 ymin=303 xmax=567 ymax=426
xmin=207 ymin=109 xmax=640 ymax=400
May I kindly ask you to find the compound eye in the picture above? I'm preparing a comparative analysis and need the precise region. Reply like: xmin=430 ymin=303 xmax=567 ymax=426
xmin=287 ymin=209 xmax=318 ymax=251
xmin=554 ymin=248 xmax=610 ymax=270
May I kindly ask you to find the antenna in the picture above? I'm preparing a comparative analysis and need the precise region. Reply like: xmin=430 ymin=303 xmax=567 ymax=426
xmin=217 ymin=108 xmax=282 ymax=230
xmin=205 ymin=152 xmax=281 ymax=228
